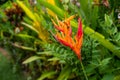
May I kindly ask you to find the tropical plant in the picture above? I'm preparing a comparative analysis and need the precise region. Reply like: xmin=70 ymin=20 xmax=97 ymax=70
xmin=0 ymin=0 xmax=120 ymax=80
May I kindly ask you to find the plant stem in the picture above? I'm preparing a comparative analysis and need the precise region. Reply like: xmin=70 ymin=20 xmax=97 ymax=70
xmin=80 ymin=61 xmax=88 ymax=80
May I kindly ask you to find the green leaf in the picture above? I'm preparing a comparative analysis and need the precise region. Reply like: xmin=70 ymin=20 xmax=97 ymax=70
xmin=17 ymin=0 xmax=36 ymax=21
xmin=100 ymin=58 xmax=111 ymax=66
xmin=37 ymin=51 xmax=53 ymax=56
xmin=23 ymin=56 xmax=45 ymax=64
xmin=102 ymin=74 xmax=114 ymax=80
xmin=16 ymin=34 xmax=35 ymax=39
xmin=105 ymin=14 xmax=113 ymax=27
xmin=83 ymin=24 xmax=120 ymax=58
xmin=21 ymin=22 xmax=39 ymax=34
xmin=111 ymin=27 xmax=117 ymax=35
xmin=114 ymin=32 xmax=120 ymax=41
xmin=114 ymin=75 xmax=120 ymax=80
xmin=57 ymin=65 xmax=72 ymax=80
xmin=63 ymin=0 xmax=69 ymax=4
xmin=12 ymin=43 xmax=36 ymax=51
xmin=38 ymin=0 xmax=64 ymax=17
xmin=48 ymin=57 xmax=60 ymax=61
xmin=37 ymin=71 xmax=56 ymax=80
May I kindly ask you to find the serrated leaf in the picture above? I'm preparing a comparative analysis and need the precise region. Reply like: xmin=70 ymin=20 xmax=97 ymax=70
xmin=111 ymin=27 xmax=117 ymax=35
xmin=37 ymin=71 xmax=56 ymax=80
xmin=100 ymin=58 xmax=111 ymax=66
xmin=114 ymin=32 xmax=120 ymax=41
xmin=23 ymin=56 xmax=45 ymax=64
xmin=105 ymin=14 xmax=113 ymax=27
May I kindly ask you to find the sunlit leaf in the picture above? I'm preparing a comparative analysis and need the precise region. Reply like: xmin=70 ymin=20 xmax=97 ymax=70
xmin=57 ymin=65 xmax=72 ymax=80
xmin=23 ymin=56 xmax=45 ymax=64
xmin=48 ymin=57 xmax=60 ymax=61
xmin=17 ymin=0 xmax=36 ymax=21
xmin=37 ymin=71 xmax=56 ymax=80
xmin=105 ymin=14 xmax=113 ymax=27
xmin=100 ymin=57 xmax=111 ymax=66
xmin=16 ymin=34 xmax=35 ymax=39
xmin=21 ymin=22 xmax=39 ymax=34
xmin=38 ymin=0 xmax=64 ymax=17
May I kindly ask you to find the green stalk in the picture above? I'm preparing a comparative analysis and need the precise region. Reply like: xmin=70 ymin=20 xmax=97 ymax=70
xmin=80 ymin=61 xmax=88 ymax=80
xmin=83 ymin=25 xmax=120 ymax=58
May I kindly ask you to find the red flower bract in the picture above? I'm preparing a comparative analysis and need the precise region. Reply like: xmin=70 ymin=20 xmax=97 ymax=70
xmin=52 ymin=15 xmax=83 ymax=60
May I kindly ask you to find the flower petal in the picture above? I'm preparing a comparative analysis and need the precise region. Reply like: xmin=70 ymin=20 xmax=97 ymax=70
xmin=51 ymin=19 xmax=63 ymax=32
xmin=77 ymin=18 xmax=83 ymax=38
xmin=52 ymin=15 xmax=83 ymax=60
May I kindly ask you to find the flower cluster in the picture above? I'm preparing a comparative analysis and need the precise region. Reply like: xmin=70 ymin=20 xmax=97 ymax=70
xmin=52 ymin=15 xmax=83 ymax=60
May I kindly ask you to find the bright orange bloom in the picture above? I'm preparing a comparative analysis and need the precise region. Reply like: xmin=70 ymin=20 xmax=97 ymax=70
xmin=51 ymin=15 xmax=83 ymax=60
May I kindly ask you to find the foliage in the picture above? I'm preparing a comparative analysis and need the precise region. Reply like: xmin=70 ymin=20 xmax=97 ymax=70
xmin=0 ymin=0 xmax=120 ymax=80
xmin=0 ymin=52 xmax=24 ymax=80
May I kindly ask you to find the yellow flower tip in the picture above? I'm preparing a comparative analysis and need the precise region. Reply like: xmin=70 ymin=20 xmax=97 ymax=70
xmin=51 ymin=16 xmax=60 ymax=26
xmin=51 ymin=18 xmax=55 ymax=23
xmin=64 ymin=15 xmax=76 ymax=21
xmin=51 ymin=19 xmax=57 ymax=26
xmin=63 ymin=15 xmax=77 ymax=26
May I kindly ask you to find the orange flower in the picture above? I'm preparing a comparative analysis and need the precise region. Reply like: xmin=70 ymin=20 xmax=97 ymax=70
xmin=52 ymin=15 xmax=83 ymax=60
